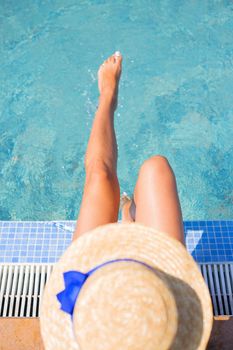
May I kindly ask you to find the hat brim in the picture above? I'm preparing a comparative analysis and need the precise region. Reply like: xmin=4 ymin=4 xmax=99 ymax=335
xmin=40 ymin=222 xmax=213 ymax=350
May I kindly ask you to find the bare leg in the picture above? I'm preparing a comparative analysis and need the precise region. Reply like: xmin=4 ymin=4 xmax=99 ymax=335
xmin=73 ymin=52 xmax=122 ymax=240
xmin=122 ymin=155 xmax=185 ymax=245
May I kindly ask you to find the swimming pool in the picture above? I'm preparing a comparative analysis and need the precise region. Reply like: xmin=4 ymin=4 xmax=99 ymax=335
xmin=1 ymin=0 xmax=233 ymax=221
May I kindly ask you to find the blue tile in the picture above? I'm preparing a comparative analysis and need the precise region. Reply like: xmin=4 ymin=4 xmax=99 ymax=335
xmin=0 ymin=220 xmax=232 ymax=264
xmin=224 ymin=243 xmax=231 ymax=248
xmin=187 ymin=245 xmax=195 ymax=250
xmin=225 ymin=249 xmax=233 ymax=255
xmin=218 ymin=243 xmax=224 ymax=250
xmin=20 ymin=257 xmax=27 ymax=263
xmin=211 ymin=250 xmax=218 ymax=255
xmin=199 ymin=221 xmax=206 ymax=226
xmin=203 ymin=256 xmax=210 ymax=262
xmin=4 ymin=257 xmax=12 ymax=262
xmin=184 ymin=222 xmax=192 ymax=227
xmin=49 ymin=257 xmax=56 ymax=263
xmin=6 ymin=251 xmax=13 ymax=256
xmin=215 ymin=232 xmax=222 ymax=237
xmin=215 ymin=221 xmax=222 ymax=226
xmin=42 ymin=251 xmax=49 ymax=257
xmin=218 ymin=255 xmax=226 ymax=261
xmin=20 ymin=251 xmax=27 ymax=256
xmin=206 ymin=221 xmax=213 ymax=225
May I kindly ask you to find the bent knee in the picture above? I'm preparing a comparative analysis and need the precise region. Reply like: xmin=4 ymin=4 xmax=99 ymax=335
xmin=139 ymin=155 xmax=173 ymax=178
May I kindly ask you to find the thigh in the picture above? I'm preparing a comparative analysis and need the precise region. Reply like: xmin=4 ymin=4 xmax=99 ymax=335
xmin=73 ymin=167 xmax=120 ymax=240
xmin=133 ymin=156 xmax=185 ymax=245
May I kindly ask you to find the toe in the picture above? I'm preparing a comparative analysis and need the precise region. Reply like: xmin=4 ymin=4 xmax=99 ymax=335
xmin=117 ymin=55 xmax=122 ymax=64
xmin=109 ymin=55 xmax=116 ymax=63
xmin=114 ymin=51 xmax=122 ymax=61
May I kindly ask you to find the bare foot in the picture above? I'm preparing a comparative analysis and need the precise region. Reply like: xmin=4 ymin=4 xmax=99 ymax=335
xmin=120 ymin=193 xmax=136 ymax=223
xmin=98 ymin=51 xmax=122 ymax=110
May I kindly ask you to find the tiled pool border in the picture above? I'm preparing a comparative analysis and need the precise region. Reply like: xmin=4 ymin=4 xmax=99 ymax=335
xmin=0 ymin=220 xmax=233 ymax=264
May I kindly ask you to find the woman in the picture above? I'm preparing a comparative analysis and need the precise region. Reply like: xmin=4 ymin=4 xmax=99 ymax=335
xmin=41 ymin=53 xmax=213 ymax=349
xmin=73 ymin=51 xmax=184 ymax=245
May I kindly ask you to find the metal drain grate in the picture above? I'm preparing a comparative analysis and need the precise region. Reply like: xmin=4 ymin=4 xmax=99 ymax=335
xmin=200 ymin=263 xmax=233 ymax=316
xmin=0 ymin=263 xmax=233 ymax=317
xmin=0 ymin=264 xmax=53 ymax=317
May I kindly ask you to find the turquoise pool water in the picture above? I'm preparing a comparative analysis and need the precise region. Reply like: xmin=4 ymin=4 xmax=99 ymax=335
xmin=0 ymin=1 xmax=233 ymax=220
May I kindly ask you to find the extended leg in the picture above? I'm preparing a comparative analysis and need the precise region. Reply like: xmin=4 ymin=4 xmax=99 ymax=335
xmin=73 ymin=53 xmax=122 ymax=240
xmin=133 ymin=155 xmax=185 ymax=245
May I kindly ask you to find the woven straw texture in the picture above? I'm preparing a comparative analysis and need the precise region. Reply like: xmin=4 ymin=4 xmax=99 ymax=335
xmin=40 ymin=223 xmax=213 ymax=350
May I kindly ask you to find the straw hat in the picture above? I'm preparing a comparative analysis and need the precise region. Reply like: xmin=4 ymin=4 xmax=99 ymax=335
xmin=40 ymin=222 xmax=213 ymax=350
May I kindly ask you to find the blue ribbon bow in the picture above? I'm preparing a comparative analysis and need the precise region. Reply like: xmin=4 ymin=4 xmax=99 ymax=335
xmin=56 ymin=258 xmax=154 ymax=318
xmin=57 ymin=270 xmax=89 ymax=317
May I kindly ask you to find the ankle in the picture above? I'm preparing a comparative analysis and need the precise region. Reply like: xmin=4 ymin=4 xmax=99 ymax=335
xmin=98 ymin=92 xmax=117 ymax=111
